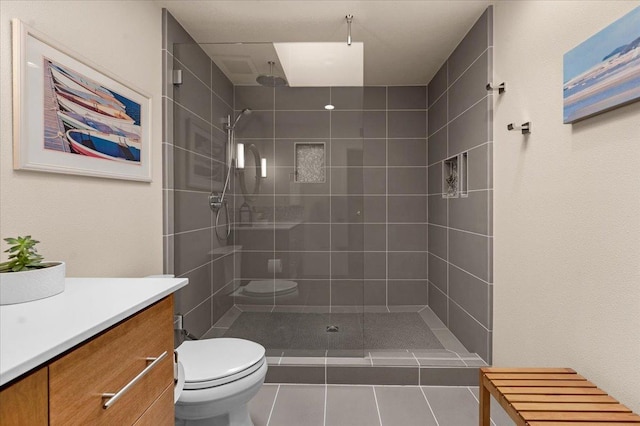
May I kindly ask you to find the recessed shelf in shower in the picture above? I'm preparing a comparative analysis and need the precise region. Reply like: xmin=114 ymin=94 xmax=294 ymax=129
xmin=295 ymin=142 xmax=326 ymax=183
xmin=443 ymin=152 xmax=468 ymax=198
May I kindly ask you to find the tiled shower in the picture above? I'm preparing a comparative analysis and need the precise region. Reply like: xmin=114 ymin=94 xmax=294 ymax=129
xmin=162 ymin=7 xmax=493 ymax=364
xmin=232 ymin=84 xmax=428 ymax=309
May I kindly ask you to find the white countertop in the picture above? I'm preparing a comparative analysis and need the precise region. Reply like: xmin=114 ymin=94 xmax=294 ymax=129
xmin=0 ymin=277 xmax=187 ymax=386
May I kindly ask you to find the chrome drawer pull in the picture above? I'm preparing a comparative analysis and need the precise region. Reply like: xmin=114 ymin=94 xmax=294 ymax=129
xmin=102 ymin=351 xmax=168 ymax=409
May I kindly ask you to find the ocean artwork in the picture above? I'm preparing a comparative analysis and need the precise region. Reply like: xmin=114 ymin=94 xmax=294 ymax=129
xmin=563 ymin=6 xmax=640 ymax=123
xmin=43 ymin=58 xmax=142 ymax=162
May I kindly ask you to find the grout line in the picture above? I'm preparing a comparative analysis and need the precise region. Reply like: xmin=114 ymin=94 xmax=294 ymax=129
xmin=323 ymin=381 xmax=328 ymax=426
xmin=324 ymin=353 xmax=328 ymax=384
xmin=329 ymin=87 xmax=332 ymax=314
xmin=427 ymin=46 xmax=490 ymax=109
xmin=447 ymin=46 xmax=491 ymax=90
xmin=420 ymin=387 xmax=441 ymax=426
xmin=454 ymin=351 xmax=469 ymax=367
xmin=266 ymin=384 xmax=280 ymax=426
xmin=427 ymin=140 xmax=492 ymax=167
xmin=168 ymin=96 xmax=214 ymax=131
xmin=467 ymin=387 xmax=497 ymax=426
xmin=450 ymin=297 xmax=491 ymax=332
xmin=385 ymin=85 xmax=389 ymax=308
xmin=371 ymin=386 xmax=384 ymax=426
xmin=412 ymin=352 xmax=422 ymax=377
xmin=428 ymin=94 xmax=489 ymax=138
xmin=428 ymin=222 xmax=492 ymax=238
xmin=167 ymin=141 xmax=227 ymax=165
xmin=429 ymin=252 xmax=491 ymax=285
xmin=272 ymin=85 xmax=276 ymax=308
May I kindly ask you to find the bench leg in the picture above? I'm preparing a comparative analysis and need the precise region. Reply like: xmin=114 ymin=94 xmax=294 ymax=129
xmin=479 ymin=372 xmax=491 ymax=426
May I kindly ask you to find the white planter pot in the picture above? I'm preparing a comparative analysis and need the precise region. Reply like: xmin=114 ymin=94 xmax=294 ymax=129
xmin=0 ymin=262 xmax=65 ymax=305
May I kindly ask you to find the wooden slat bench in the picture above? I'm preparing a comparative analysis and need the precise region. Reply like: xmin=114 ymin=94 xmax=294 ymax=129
xmin=479 ymin=367 xmax=640 ymax=425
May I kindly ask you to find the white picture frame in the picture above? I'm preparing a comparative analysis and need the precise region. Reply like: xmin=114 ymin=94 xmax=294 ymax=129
xmin=12 ymin=19 xmax=152 ymax=182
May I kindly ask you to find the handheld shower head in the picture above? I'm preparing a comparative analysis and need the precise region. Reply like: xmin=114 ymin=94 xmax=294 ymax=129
xmin=229 ymin=108 xmax=252 ymax=129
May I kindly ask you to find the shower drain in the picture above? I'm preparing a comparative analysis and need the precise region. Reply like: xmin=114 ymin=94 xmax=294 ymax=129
xmin=326 ymin=325 xmax=339 ymax=332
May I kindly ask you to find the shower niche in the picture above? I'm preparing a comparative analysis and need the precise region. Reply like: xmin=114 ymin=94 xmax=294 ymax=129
xmin=443 ymin=152 xmax=468 ymax=198
xmin=294 ymin=142 xmax=326 ymax=183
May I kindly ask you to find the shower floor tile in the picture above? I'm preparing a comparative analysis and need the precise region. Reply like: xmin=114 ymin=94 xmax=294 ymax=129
xmin=221 ymin=311 xmax=444 ymax=350
xmin=210 ymin=304 xmax=486 ymax=367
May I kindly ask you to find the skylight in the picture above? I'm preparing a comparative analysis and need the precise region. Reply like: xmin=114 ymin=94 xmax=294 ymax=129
xmin=273 ymin=42 xmax=364 ymax=87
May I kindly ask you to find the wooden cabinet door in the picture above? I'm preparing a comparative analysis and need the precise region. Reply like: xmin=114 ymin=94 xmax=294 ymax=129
xmin=49 ymin=296 xmax=174 ymax=425
xmin=133 ymin=384 xmax=174 ymax=426
xmin=0 ymin=367 xmax=48 ymax=426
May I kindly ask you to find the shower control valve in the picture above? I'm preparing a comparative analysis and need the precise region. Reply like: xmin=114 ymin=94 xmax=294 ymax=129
xmin=209 ymin=193 xmax=226 ymax=210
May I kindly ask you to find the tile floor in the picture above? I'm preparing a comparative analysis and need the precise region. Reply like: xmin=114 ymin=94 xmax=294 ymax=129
xmin=249 ymin=384 xmax=514 ymax=426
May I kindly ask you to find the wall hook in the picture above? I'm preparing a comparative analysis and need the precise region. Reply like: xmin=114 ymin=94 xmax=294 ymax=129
xmin=507 ymin=122 xmax=531 ymax=135
xmin=486 ymin=82 xmax=505 ymax=94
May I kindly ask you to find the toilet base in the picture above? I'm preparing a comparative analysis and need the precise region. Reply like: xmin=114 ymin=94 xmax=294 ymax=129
xmin=175 ymin=360 xmax=266 ymax=426
xmin=175 ymin=403 xmax=253 ymax=426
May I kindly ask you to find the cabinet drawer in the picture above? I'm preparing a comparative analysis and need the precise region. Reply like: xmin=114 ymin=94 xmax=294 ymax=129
xmin=133 ymin=384 xmax=174 ymax=426
xmin=49 ymin=296 xmax=174 ymax=425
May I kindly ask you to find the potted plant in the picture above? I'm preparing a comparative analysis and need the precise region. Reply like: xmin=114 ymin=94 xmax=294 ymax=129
xmin=0 ymin=236 xmax=65 ymax=305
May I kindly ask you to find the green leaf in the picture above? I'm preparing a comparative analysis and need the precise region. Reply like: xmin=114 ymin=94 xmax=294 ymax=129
xmin=1 ymin=235 xmax=47 ymax=272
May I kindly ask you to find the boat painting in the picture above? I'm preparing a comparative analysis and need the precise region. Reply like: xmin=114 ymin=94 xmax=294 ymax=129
xmin=56 ymin=89 xmax=135 ymax=122
xmin=50 ymin=67 xmax=124 ymax=110
xmin=56 ymin=92 xmax=138 ymax=130
xmin=563 ymin=6 xmax=640 ymax=123
xmin=13 ymin=19 xmax=150 ymax=181
xmin=66 ymin=129 xmax=141 ymax=163
xmin=50 ymin=63 xmax=124 ymax=107
xmin=57 ymin=111 xmax=139 ymax=140
xmin=44 ymin=58 xmax=142 ymax=161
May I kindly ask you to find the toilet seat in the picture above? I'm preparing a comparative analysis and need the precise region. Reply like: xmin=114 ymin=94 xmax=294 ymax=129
xmin=177 ymin=338 xmax=265 ymax=390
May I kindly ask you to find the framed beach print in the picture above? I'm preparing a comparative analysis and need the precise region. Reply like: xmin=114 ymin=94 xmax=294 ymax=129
xmin=12 ymin=19 xmax=152 ymax=181
xmin=563 ymin=6 xmax=640 ymax=124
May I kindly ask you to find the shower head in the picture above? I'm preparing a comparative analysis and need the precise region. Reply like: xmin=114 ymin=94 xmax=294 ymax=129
xmin=256 ymin=61 xmax=288 ymax=87
xmin=230 ymin=108 xmax=252 ymax=129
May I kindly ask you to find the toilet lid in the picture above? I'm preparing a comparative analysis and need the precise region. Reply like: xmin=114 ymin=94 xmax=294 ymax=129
xmin=177 ymin=338 xmax=265 ymax=389
xmin=244 ymin=280 xmax=298 ymax=296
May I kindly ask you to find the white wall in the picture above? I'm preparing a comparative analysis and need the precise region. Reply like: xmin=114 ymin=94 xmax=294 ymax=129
xmin=0 ymin=1 xmax=163 ymax=277
xmin=493 ymin=1 xmax=640 ymax=412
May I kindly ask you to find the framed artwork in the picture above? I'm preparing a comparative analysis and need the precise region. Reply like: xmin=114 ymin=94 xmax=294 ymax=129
xmin=12 ymin=19 xmax=152 ymax=181
xmin=563 ymin=6 xmax=640 ymax=124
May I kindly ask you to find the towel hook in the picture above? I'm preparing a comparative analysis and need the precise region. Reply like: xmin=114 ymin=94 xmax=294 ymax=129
xmin=507 ymin=122 xmax=531 ymax=135
xmin=486 ymin=82 xmax=505 ymax=94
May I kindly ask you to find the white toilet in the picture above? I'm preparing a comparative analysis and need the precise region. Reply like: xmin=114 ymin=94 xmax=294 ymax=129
xmin=174 ymin=338 xmax=267 ymax=426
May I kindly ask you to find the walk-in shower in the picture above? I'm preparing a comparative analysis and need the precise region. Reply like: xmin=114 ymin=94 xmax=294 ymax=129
xmin=166 ymin=33 xmax=491 ymax=370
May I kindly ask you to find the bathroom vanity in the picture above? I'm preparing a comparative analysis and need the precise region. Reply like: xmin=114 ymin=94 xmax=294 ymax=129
xmin=0 ymin=277 xmax=187 ymax=425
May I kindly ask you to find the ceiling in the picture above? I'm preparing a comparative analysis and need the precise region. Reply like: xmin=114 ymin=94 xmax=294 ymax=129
xmin=154 ymin=1 xmax=490 ymax=86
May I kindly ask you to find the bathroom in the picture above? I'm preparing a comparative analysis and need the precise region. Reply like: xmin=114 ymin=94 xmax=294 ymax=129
xmin=0 ymin=1 xmax=639 ymax=425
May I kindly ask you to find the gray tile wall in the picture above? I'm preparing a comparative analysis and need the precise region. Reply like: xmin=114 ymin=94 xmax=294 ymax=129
xmin=426 ymin=6 xmax=493 ymax=362
xmin=233 ymin=85 xmax=428 ymax=308
xmin=162 ymin=10 xmax=236 ymax=338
